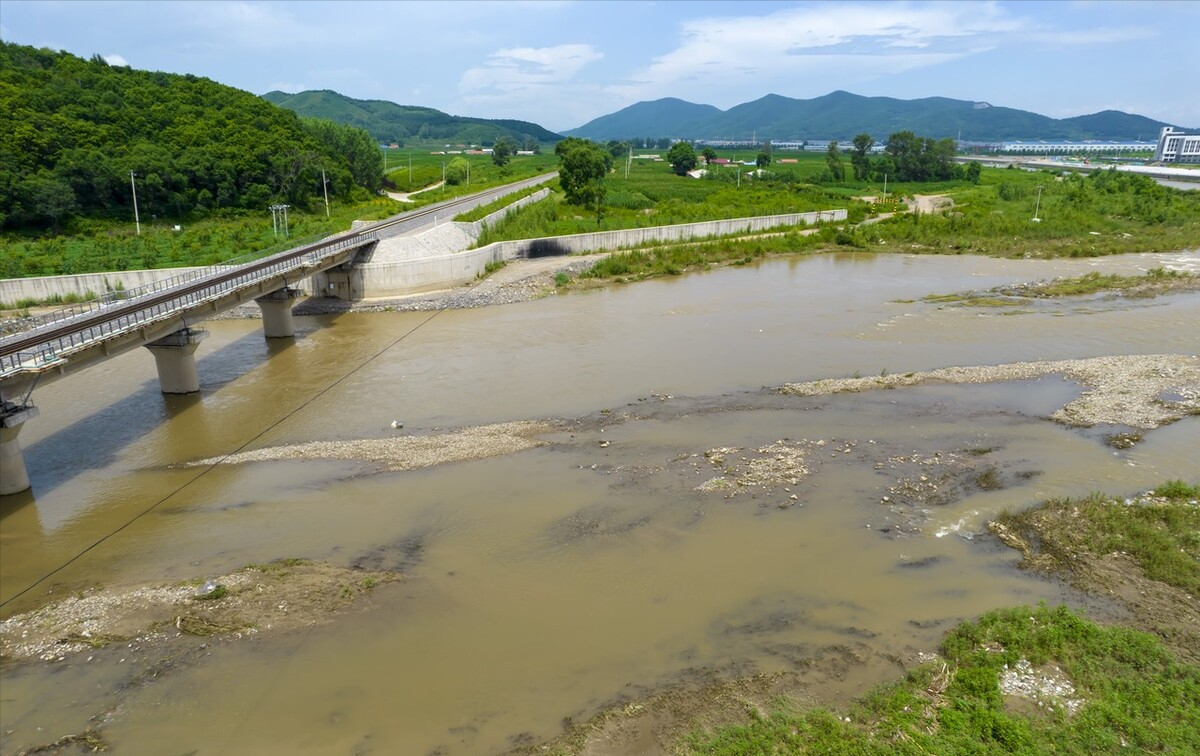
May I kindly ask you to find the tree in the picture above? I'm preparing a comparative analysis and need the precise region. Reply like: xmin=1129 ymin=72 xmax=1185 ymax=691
xmin=965 ymin=160 xmax=982 ymax=184
xmin=605 ymin=140 xmax=630 ymax=160
xmin=702 ymin=147 xmax=717 ymax=165
xmin=555 ymin=137 xmax=612 ymax=221
xmin=825 ymin=141 xmax=845 ymax=181
xmin=667 ymin=141 xmax=698 ymax=175
xmin=850 ymin=133 xmax=874 ymax=182
xmin=755 ymin=152 xmax=771 ymax=169
xmin=445 ymin=156 xmax=469 ymax=185
xmin=492 ymin=135 xmax=517 ymax=167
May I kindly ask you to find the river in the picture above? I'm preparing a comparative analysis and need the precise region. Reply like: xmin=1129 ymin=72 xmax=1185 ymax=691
xmin=2 ymin=250 xmax=1198 ymax=756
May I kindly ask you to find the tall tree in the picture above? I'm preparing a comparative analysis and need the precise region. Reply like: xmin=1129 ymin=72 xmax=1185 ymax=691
xmin=492 ymin=135 xmax=517 ymax=167
xmin=667 ymin=141 xmax=698 ymax=175
xmin=850 ymin=133 xmax=874 ymax=182
xmin=825 ymin=141 xmax=845 ymax=181
xmin=555 ymin=137 xmax=612 ymax=222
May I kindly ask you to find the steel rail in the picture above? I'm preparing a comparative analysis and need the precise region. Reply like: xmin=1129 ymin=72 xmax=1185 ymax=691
xmin=0 ymin=174 xmax=555 ymax=376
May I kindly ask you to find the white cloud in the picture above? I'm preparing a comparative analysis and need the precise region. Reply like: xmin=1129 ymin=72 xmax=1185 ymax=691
xmin=103 ymin=54 xmax=129 ymax=66
xmin=457 ymin=43 xmax=604 ymax=125
xmin=1027 ymin=26 xmax=1156 ymax=46
xmin=459 ymin=44 xmax=603 ymax=93
xmin=606 ymin=1 xmax=1023 ymax=106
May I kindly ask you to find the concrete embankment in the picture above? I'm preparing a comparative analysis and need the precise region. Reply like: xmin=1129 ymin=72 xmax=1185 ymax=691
xmin=352 ymin=209 xmax=846 ymax=298
xmin=2 ymin=203 xmax=846 ymax=306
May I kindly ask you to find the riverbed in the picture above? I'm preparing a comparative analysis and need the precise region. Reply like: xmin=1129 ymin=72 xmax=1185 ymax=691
xmin=2 ymin=249 xmax=1198 ymax=756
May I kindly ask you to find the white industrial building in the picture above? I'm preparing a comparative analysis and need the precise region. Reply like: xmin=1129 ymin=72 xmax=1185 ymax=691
xmin=1155 ymin=126 xmax=1200 ymax=164
xmin=997 ymin=140 xmax=1156 ymax=155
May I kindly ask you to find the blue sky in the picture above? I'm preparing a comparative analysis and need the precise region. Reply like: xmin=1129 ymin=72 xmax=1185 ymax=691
xmin=1 ymin=0 xmax=1195 ymax=134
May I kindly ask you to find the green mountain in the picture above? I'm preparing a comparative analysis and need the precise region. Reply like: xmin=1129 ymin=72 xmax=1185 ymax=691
xmin=0 ymin=42 xmax=381 ymax=233
xmin=559 ymin=97 xmax=723 ymax=143
xmin=261 ymin=90 xmax=562 ymax=147
xmin=564 ymin=90 xmax=1184 ymax=142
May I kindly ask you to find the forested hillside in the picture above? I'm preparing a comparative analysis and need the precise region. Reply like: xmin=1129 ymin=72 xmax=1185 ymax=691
xmin=262 ymin=89 xmax=561 ymax=148
xmin=0 ymin=42 xmax=383 ymax=233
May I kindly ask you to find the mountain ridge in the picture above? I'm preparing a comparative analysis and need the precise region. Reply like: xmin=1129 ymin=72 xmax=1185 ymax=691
xmin=564 ymin=91 xmax=1186 ymax=143
xmin=262 ymin=90 xmax=562 ymax=146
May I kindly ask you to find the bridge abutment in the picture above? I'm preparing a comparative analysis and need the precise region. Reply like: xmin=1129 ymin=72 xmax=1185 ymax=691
xmin=1 ymin=401 xmax=39 ymax=495
xmin=256 ymin=287 xmax=302 ymax=338
xmin=145 ymin=327 xmax=208 ymax=394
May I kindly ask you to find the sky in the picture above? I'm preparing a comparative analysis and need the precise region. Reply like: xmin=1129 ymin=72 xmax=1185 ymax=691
xmin=1 ymin=0 xmax=1195 ymax=135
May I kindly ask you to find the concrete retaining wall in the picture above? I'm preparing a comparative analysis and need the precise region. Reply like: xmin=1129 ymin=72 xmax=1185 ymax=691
xmin=1 ymin=208 xmax=846 ymax=304
xmin=357 ymin=209 xmax=846 ymax=298
xmin=0 ymin=268 xmax=205 ymax=306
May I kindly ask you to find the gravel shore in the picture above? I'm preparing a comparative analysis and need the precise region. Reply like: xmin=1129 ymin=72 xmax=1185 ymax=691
xmin=185 ymin=420 xmax=557 ymax=471
xmin=779 ymin=354 xmax=1200 ymax=429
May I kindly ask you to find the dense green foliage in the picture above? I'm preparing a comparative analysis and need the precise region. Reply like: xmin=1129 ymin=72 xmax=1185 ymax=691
xmin=0 ymin=42 xmax=381 ymax=233
xmin=262 ymin=89 xmax=558 ymax=147
xmin=668 ymin=142 xmax=699 ymax=175
xmin=0 ymin=198 xmax=399 ymax=279
xmin=690 ymin=604 xmax=1200 ymax=756
xmin=555 ymin=138 xmax=613 ymax=213
xmin=565 ymin=90 xmax=1180 ymax=142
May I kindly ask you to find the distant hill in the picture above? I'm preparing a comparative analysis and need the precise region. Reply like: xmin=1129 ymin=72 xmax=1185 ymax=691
xmin=262 ymin=90 xmax=562 ymax=147
xmin=563 ymin=97 xmax=723 ymax=143
xmin=564 ymin=90 xmax=1184 ymax=142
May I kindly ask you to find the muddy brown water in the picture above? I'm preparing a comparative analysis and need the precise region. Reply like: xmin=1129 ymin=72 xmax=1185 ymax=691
xmin=2 ymin=250 xmax=1199 ymax=756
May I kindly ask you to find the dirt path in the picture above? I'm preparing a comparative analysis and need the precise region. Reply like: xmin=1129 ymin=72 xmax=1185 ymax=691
xmin=385 ymin=181 xmax=445 ymax=203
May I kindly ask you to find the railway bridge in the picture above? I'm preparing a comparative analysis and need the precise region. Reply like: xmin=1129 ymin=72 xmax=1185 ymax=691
xmin=0 ymin=174 xmax=555 ymax=494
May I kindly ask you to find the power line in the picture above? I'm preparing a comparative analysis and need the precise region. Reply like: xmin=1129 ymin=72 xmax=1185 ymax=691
xmin=1 ymin=274 xmax=488 ymax=611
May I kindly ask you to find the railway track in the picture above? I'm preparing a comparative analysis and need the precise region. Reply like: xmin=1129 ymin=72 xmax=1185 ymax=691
xmin=0 ymin=173 xmax=556 ymax=376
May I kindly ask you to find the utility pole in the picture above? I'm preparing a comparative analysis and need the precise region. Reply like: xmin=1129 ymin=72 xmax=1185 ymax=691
xmin=269 ymin=204 xmax=291 ymax=238
xmin=1032 ymin=185 xmax=1044 ymax=222
xmin=321 ymin=168 xmax=330 ymax=218
xmin=130 ymin=170 xmax=141 ymax=235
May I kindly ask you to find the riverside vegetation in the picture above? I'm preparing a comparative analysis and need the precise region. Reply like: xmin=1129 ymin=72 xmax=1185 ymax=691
xmin=529 ymin=481 xmax=1200 ymax=756
xmin=477 ymin=149 xmax=1200 ymax=287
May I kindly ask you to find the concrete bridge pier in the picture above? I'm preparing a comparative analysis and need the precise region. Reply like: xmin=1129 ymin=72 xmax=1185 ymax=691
xmin=145 ymin=327 xmax=208 ymax=394
xmin=1 ymin=401 xmax=39 ymax=495
xmin=256 ymin=287 xmax=303 ymax=338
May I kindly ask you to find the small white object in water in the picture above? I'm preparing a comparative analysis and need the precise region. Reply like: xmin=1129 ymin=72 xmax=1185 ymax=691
xmin=391 ymin=420 xmax=403 ymax=429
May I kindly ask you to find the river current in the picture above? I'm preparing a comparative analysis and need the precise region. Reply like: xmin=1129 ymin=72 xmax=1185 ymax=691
xmin=2 ymin=250 xmax=1198 ymax=756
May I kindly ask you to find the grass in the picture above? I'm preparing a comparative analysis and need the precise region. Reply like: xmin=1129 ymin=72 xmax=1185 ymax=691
xmin=1025 ymin=267 xmax=1191 ymax=297
xmin=0 ymin=197 xmax=402 ymax=278
xmin=453 ymin=185 xmax=543 ymax=222
xmin=7 ymin=148 xmax=1197 ymax=284
xmin=483 ymin=153 xmax=1200 ymax=263
xmin=244 ymin=557 xmax=310 ymax=576
xmin=994 ymin=485 xmax=1200 ymax=596
xmin=918 ymin=267 xmax=1198 ymax=310
xmin=689 ymin=604 xmax=1200 ymax=756
xmin=683 ymin=482 xmax=1200 ymax=755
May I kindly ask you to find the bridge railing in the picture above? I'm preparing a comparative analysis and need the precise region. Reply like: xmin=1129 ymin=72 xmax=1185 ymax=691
xmin=0 ymin=232 xmax=376 ymax=377
xmin=0 ymin=229 xmax=353 ymax=339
